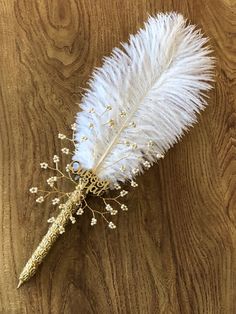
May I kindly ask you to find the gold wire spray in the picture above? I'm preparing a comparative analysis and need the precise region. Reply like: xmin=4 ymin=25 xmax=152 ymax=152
xmin=18 ymin=119 xmax=152 ymax=288
xmin=18 ymin=168 xmax=110 ymax=288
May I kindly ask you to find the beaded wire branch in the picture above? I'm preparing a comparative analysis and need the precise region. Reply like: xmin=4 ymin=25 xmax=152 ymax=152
xmin=18 ymin=124 xmax=164 ymax=288
xmin=18 ymin=13 xmax=214 ymax=288
xmin=30 ymin=123 xmax=143 ymax=232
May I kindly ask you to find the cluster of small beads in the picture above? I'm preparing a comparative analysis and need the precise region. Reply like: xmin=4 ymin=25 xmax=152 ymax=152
xmin=106 ymin=204 xmax=118 ymax=215
xmin=70 ymin=216 xmax=76 ymax=224
xmin=76 ymin=208 xmax=84 ymax=215
xmin=143 ymin=161 xmax=151 ymax=169
xmin=108 ymin=222 xmax=116 ymax=229
xmin=91 ymin=218 xmax=97 ymax=226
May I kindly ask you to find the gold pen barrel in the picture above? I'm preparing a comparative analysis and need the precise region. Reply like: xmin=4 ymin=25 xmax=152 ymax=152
xmin=18 ymin=183 xmax=85 ymax=288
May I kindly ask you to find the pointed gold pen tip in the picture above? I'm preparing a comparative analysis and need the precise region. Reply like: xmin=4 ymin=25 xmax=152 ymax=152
xmin=17 ymin=280 xmax=23 ymax=289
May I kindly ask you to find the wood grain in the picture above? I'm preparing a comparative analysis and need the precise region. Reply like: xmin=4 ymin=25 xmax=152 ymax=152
xmin=0 ymin=0 xmax=235 ymax=313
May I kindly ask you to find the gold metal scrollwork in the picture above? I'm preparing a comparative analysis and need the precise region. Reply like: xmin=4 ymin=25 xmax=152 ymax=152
xmin=71 ymin=165 xmax=110 ymax=196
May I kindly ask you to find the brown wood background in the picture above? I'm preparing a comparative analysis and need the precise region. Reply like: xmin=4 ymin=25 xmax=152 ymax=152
xmin=0 ymin=0 xmax=235 ymax=313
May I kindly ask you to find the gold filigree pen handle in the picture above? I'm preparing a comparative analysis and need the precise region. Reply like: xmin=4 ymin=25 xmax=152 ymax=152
xmin=18 ymin=183 xmax=85 ymax=288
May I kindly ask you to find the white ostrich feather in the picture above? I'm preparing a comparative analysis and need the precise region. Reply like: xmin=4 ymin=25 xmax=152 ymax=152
xmin=73 ymin=12 xmax=214 ymax=186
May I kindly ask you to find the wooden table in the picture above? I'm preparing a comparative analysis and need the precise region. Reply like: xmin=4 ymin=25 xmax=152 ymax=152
xmin=0 ymin=1 xmax=235 ymax=313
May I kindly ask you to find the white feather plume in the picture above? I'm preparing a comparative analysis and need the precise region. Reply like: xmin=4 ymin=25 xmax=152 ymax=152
xmin=73 ymin=12 xmax=214 ymax=186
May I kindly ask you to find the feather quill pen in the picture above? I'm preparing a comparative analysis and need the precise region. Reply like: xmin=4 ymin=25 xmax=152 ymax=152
xmin=18 ymin=12 xmax=214 ymax=287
